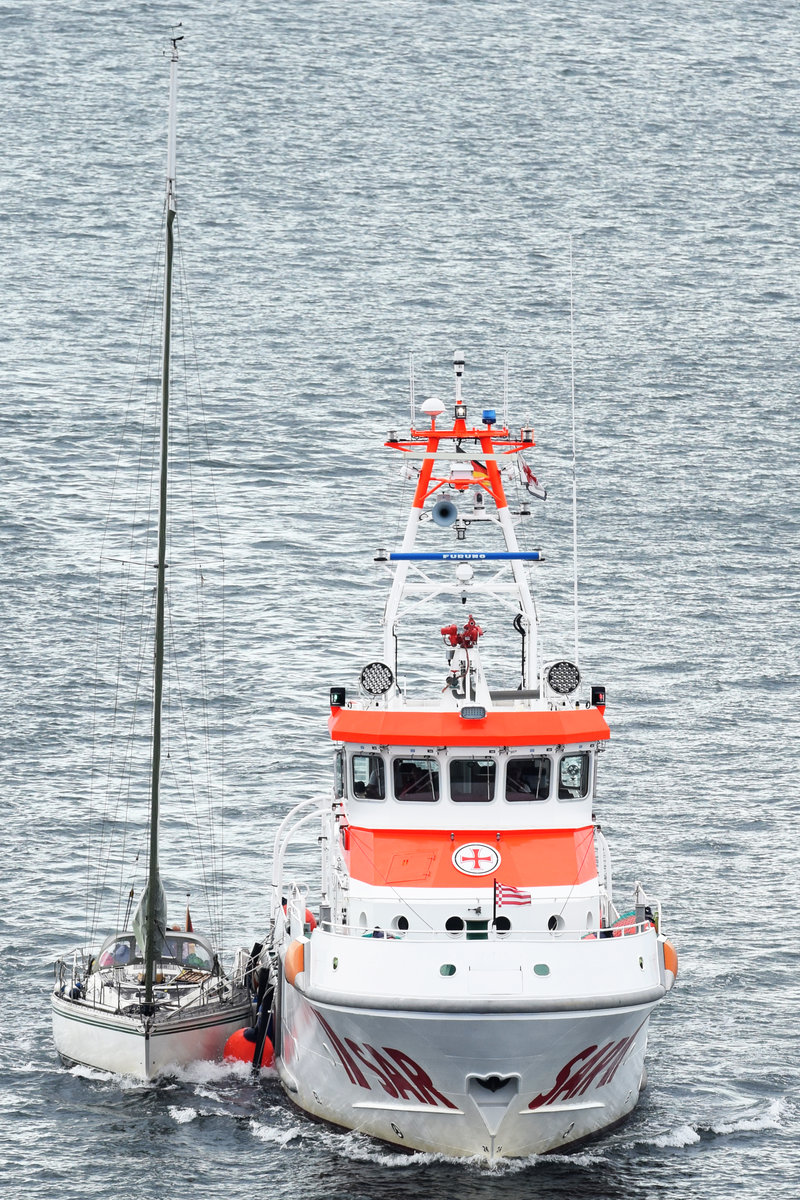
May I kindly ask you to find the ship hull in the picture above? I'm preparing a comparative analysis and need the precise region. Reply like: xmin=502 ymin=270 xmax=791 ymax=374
xmin=52 ymin=993 xmax=252 ymax=1079
xmin=277 ymin=980 xmax=653 ymax=1160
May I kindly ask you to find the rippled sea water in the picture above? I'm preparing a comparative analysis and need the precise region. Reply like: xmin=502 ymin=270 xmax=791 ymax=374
xmin=2 ymin=1 xmax=798 ymax=1196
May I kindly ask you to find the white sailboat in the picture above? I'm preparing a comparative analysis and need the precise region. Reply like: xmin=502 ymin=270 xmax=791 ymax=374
xmin=52 ymin=36 xmax=252 ymax=1079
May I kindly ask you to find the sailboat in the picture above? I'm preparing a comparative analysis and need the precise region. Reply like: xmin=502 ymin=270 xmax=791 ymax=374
xmin=51 ymin=37 xmax=252 ymax=1079
xmin=262 ymin=352 xmax=678 ymax=1160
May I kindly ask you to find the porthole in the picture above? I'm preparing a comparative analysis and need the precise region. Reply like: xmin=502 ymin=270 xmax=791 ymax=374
xmin=440 ymin=964 xmax=457 ymax=977
xmin=547 ymin=914 xmax=565 ymax=934
xmin=533 ymin=963 xmax=550 ymax=977
xmin=445 ymin=916 xmax=465 ymax=936
xmin=493 ymin=916 xmax=511 ymax=936
xmin=394 ymin=916 xmax=409 ymax=932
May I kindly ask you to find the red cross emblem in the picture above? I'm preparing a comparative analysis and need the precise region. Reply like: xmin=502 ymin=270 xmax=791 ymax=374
xmin=465 ymin=848 xmax=492 ymax=869
xmin=452 ymin=842 xmax=501 ymax=876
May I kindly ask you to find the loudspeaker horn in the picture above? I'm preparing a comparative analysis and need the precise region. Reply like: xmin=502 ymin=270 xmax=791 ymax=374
xmin=432 ymin=499 xmax=459 ymax=527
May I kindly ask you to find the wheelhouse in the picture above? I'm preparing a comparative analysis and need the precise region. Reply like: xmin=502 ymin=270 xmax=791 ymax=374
xmin=95 ymin=931 xmax=216 ymax=972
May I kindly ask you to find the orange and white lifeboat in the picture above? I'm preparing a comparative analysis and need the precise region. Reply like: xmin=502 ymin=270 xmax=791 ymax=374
xmin=263 ymin=353 xmax=676 ymax=1161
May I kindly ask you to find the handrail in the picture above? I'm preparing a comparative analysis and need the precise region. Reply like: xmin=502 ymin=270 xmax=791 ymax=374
xmin=312 ymin=918 xmax=659 ymax=943
xmin=270 ymin=796 xmax=325 ymax=890
xmin=270 ymin=805 xmax=325 ymax=921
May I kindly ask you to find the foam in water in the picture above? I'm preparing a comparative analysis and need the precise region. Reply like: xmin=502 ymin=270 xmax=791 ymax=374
xmin=168 ymin=1106 xmax=198 ymax=1124
xmin=707 ymin=1097 xmax=789 ymax=1136
xmin=311 ymin=1127 xmax=611 ymax=1174
xmin=250 ymin=1120 xmax=302 ymax=1147
xmin=650 ymin=1125 xmax=702 ymax=1149
xmin=625 ymin=1096 xmax=790 ymax=1152
xmin=162 ymin=1059 xmax=254 ymax=1085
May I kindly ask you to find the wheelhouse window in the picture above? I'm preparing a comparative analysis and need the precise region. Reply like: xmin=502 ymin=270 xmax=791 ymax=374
xmin=558 ymin=752 xmax=591 ymax=800
xmin=163 ymin=936 xmax=214 ymax=970
xmin=450 ymin=758 xmax=496 ymax=803
xmin=505 ymin=755 xmax=551 ymax=801
xmin=98 ymin=936 xmax=139 ymax=967
xmin=352 ymin=753 xmax=386 ymax=800
xmin=393 ymin=757 xmax=440 ymax=802
xmin=333 ymin=750 xmax=345 ymax=798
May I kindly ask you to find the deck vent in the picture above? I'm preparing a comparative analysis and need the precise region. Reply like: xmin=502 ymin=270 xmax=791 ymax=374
xmin=360 ymin=662 xmax=394 ymax=695
xmin=460 ymin=705 xmax=486 ymax=720
xmin=546 ymin=660 xmax=581 ymax=695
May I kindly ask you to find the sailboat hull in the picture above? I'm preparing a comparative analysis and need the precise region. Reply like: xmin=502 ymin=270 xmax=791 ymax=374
xmin=52 ymin=993 xmax=252 ymax=1079
xmin=277 ymin=979 xmax=654 ymax=1160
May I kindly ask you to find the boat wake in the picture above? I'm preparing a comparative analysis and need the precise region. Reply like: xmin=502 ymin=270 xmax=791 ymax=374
xmin=168 ymin=1105 xmax=198 ymax=1124
xmin=625 ymin=1096 xmax=790 ymax=1151
xmin=252 ymin=1096 xmax=792 ymax=1172
xmin=704 ymin=1096 xmax=789 ymax=1136
xmin=250 ymin=1119 xmax=304 ymax=1148
xmin=275 ymin=1125 xmax=611 ymax=1174
xmin=168 ymin=1058 xmax=276 ymax=1086
xmin=67 ymin=1064 xmax=156 ymax=1090
xmin=647 ymin=1124 xmax=702 ymax=1148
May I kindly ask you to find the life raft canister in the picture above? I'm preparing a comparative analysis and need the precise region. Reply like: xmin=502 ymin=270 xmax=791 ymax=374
xmin=611 ymin=910 xmax=655 ymax=936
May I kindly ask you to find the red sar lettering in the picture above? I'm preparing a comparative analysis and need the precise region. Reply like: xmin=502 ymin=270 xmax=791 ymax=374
xmin=314 ymin=1011 xmax=457 ymax=1110
xmin=528 ymin=1021 xmax=646 ymax=1110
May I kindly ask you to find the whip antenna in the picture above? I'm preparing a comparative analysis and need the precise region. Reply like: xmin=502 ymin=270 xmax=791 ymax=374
xmin=409 ymin=351 xmax=416 ymax=426
xmin=569 ymin=235 xmax=579 ymax=666
xmin=503 ymin=352 xmax=509 ymax=427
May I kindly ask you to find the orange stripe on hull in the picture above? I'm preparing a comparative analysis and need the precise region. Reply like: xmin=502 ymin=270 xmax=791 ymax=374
xmin=346 ymin=826 xmax=597 ymax=889
xmin=329 ymin=707 xmax=609 ymax=747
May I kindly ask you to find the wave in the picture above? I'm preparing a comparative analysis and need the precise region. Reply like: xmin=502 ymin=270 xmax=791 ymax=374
xmin=628 ymin=1096 xmax=790 ymax=1151
xmin=250 ymin=1120 xmax=302 ymax=1147
xmin=649 ymin=1124 xmax=701 ymax=1148
xmin=705 ymin=1097 xmax=789 ymax=1136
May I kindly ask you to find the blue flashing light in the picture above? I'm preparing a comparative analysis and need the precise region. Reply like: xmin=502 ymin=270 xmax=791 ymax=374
xmin=389 ymin=551 xmax=542 ymax=562
xmin=482 ymin=409 xmax=497 ymax=426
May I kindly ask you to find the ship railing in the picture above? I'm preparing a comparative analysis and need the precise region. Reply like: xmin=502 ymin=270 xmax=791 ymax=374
xmin=312 ymin=918 xmax=661 ymax=943
xmin=231 ymin=946 xmax=252 ymax=988
xmin=53 ymin=946 xmax=93 ymax=998
xmin=594 ymin=827 xmax=613 ymax=915
xmin=269 ymin=795 xmax=327 ymax=923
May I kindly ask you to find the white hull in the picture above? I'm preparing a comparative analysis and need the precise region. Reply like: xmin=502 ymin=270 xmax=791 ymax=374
xmin=277 ymin=981 xmax=652 ymax=1159
xmin=52 ymin=993 xmax=252 ymax=1079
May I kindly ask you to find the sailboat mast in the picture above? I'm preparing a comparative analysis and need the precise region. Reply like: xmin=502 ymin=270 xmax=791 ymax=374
xmin=144 ymin=36 xmax=180 ymax=1007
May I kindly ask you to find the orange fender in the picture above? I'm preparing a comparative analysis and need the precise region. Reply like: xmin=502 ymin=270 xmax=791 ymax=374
xmin=662 ymin=938 xmax=678 ymax=979
xmin=284 ymin=939 xmax=305 ymax=987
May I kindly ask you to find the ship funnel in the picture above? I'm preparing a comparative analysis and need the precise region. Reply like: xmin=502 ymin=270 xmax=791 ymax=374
xmin=432 ymin=499 xmax=459 ymax=527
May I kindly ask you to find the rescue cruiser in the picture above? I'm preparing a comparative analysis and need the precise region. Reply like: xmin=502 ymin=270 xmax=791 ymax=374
xmin=258 ymin=352 xmax=677 ymax=1160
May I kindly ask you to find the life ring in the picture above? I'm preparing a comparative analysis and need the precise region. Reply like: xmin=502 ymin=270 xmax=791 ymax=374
xmin=282 ymin=903 xmax=318 ymax=932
